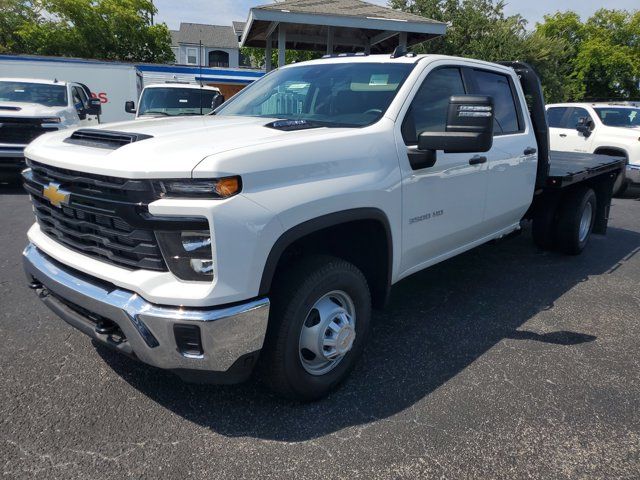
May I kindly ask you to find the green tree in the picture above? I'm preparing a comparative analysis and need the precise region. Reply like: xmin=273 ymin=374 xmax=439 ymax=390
xmin=5 ymin=0 xmax=173 ymax=63
xmin=389 ymin=0 xmax=572 ymax=102
xmin=0 ymin=0 xmax=37 ymax=53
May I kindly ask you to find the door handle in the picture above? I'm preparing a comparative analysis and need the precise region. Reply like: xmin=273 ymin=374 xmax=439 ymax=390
xmin=523 ymin=147 xmax=537 ymax=156
xmin=559 ymin=133 xmax=567 ymax=138
xmin=469 ymin=156 xmax=487 ymax=165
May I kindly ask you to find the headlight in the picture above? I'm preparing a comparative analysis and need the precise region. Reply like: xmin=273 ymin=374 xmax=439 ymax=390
xmin=156 ymin=230 xmax=214 ymax=281
xmin=154 ymin=177 xmax=241 ymax=199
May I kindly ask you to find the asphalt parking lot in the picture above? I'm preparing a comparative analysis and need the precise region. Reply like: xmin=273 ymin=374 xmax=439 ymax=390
xmin=1 ymin=186 xmax=639 ymax=480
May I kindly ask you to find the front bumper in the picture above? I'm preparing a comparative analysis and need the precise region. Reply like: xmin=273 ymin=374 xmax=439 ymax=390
xmin=626 ymin=164 xmax=640 ymax=184
xmin=23 ymin=244 xmax=270 ymax=384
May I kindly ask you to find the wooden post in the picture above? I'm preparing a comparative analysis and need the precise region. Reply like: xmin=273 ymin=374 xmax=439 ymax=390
xmin=327 ymin=26 xmax=334 ymax=55
xmin=399 ymin=32 xmax=408 ymax=50
xmin=265 ymin=33 xmax=272 ymax=71
xmin=278 ymin=24 xmax=286 ymax=68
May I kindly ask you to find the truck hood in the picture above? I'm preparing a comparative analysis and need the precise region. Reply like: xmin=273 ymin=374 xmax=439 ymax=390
xmin=25 ymin=115 xmax=351 ymax=178
xmin=0 ymin=101 xmax=67 ymax=118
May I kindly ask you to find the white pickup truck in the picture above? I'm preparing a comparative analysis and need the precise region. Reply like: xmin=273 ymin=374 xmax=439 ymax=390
xmin=546 ymin=102 xmax=640 ymax=195
xmin=0 ymin=78 xmax=102 ymax=184
xmin=125 ymin=83 xmax=224 ymax=119
xmin=22 ymin=54 xmax=624 ymax=400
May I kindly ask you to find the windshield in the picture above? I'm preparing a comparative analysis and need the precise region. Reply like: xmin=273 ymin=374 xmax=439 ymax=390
xmin=0 ymin=81 xmax=67 ymax=107
xmin=594 ymin=107 xmax=640 ymax=128
xmin=138 ymin=87 xmax=221 ymax=116
xmin=215 ymin=62 xmax=415 ymax=127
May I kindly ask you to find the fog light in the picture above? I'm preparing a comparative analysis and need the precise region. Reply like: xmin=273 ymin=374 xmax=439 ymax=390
xmin=156 ymin=230 xmax=214 ymax=281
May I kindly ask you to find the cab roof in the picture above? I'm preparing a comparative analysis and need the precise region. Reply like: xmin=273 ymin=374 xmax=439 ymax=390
xmin=144 ymin=83 xmax=221 ymax=92
xmin=0 ymin=77 xmax=70 ymax=86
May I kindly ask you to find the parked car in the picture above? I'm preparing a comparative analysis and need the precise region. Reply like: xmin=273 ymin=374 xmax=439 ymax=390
xmin=125 ymin=83 xmax=224 ymax=119
xmin=21 ymin=55 xmax=624 ymax=401
xmin=0 ymin=78 xmax=101 ymax=184
xmin=546 ymin=102 xmax=640 ymax=195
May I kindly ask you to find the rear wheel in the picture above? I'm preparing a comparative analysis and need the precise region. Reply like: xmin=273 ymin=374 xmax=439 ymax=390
xmin=555 ymin=187 xmax=597 ymax=255
xmin=261 ymin=255 xmax=371 ymax=401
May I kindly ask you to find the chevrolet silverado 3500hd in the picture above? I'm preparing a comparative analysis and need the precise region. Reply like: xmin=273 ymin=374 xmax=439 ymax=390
xmin=22 ymin=54 xmax=624 ymax=401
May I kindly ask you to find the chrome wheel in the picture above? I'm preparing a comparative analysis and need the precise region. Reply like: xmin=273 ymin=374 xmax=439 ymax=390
xmin=579 ymin=202 xmax=593 ymax=243
xmin=298 ymin=290 xmax=356 ymax=376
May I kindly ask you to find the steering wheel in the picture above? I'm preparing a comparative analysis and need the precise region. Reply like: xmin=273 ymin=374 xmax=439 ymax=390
xmin=363 ymin=108 xmax=383 ymax=115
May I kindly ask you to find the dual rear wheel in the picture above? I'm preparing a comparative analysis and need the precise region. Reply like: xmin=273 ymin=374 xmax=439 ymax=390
xmin=532 ymin=186 xmax=597 ymax=255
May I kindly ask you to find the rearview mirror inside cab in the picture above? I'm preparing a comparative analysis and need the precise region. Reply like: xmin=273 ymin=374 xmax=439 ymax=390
xmin=418 ymin=95 xmax=494 ymax=153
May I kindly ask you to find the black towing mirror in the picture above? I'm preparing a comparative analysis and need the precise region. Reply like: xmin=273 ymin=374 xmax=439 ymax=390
xmin=87 ymin=97 xmax=102 ymax=116
xmin=418 ymin=95 xmax=495 ymax=154
xmin=125 ymin=100 xmax=137 ymax=114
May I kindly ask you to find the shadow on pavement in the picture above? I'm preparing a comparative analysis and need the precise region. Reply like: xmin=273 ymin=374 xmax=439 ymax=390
xmin=0 ymin=183 xmax=27 ymax=195
xmin=96 ymin=225 xmax=640 ymax=442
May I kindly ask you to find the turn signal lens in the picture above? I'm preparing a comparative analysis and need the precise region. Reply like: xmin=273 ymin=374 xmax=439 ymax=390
xmin=215 ymin=177 xmax=240 ymax=197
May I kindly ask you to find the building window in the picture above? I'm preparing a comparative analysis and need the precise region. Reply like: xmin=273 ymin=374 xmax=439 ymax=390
xmin=187 ymin=47 xmax=198 ymax=65
xmin=171 ymin=47 xmax=179 ymax=63
xmin=208 ymin=50 xmax=229 ymax=68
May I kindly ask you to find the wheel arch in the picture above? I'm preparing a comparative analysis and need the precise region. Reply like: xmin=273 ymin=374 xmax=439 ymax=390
xmin=258 ymin=208 xmax=393 ymax=309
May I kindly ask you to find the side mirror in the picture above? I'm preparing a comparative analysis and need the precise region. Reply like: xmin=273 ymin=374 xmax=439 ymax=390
xmin=212 ymin=94 xmax=225 ymax=109
xmin=125 ymin=100 xmax=136 ymax=114
xmin=418 ymin=95 xmax=494 ymax=154
xmin=87 ymin=97 xmax=102 ymax=116
xmin=576 ymin=117 xmax=593 ymax=137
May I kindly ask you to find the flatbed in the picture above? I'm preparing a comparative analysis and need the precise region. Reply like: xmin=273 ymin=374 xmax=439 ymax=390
xmin=547 ymin=151 xmax=626 ymax=188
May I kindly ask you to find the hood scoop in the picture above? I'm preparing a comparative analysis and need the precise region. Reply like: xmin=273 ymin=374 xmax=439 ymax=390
xmin=64 ymin=129 xmax=153 ymax=150
xmin=265 ymin=119 xmax=322 ymax=131
xmin=0 ymin=106 xmax=21 ymax=111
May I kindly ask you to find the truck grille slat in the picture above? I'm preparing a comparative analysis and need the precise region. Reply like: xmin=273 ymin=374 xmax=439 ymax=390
xmin=24 ymin=160 xmax=168 ymax=272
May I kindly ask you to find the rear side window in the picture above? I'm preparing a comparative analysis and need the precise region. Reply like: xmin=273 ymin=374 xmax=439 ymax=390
xmin=473 ymin=70 xmax=522 ymax=135
xmin=401 ymin=67 xmax=466 ymax=145
xmin=547 ymin=107 xmax=568 ymax=128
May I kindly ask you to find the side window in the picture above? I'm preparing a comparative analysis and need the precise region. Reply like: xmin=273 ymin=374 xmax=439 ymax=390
xmin=71 ymin=86 xmax=87 ymax=109
xmin=547 ymin=107 xmax=568 ymax=128
xmin=566 ymin=107 xmax=592 ymax=128
xmin=473 ymin=69 xmax=521 ymax=135
xmin=402 ymin=67 xmax=466 ymax=145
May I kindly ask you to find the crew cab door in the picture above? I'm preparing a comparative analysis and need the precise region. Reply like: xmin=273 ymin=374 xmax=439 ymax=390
xmin=396 ymin=65 xmax=488 ymax=275
xmin=548 ymin=106 xmax=595 ymax=153
xmin=467 ymin=67 xmax=538 ymax=232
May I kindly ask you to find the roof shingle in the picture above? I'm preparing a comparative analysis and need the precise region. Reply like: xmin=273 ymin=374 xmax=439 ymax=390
xmin=171 ymin=23 xmax=240 ymax=49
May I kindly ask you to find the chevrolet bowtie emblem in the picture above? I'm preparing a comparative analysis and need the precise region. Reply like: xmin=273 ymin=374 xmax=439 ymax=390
xmin=43 ymin=182 xmax=71 ymax=208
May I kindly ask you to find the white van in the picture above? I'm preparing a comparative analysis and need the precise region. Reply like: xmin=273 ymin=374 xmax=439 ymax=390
xmin=125 ymin=83 xmax=224 ymax=119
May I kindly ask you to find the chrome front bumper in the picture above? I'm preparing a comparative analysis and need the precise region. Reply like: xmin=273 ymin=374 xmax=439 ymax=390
xmin=23 ymin=244 xmax=270 ymax=383
xmin=626 ymin=164 xmax=640 ymax=184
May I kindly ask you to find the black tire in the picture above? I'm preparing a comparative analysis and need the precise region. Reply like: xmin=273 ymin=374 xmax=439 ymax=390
xmin=613 ymin=176 xmax=628 ymax=197
xmin=261 ymin=255 xmax=371 ymax=401
xmin=555 ymin=187 xmax=597 ymax=255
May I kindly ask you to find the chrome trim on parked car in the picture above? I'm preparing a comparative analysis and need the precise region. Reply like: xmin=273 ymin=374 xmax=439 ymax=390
xmin=23 ymin=243 xmax=270 ymax=373
xmin=626 ymin=164 xmax=640 ymax=184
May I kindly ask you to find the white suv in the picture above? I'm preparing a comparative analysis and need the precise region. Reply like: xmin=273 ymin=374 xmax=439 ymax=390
xmin=546 ymin=103 xmax=640 ymax=194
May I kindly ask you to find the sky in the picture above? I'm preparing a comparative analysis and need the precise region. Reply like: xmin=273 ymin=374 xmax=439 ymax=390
xmin=154 ymin=0 xmax=639 ymax=30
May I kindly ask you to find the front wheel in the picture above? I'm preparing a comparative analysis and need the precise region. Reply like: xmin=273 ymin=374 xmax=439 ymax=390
xmin=261 ymin=256 xmax=371 ymax=401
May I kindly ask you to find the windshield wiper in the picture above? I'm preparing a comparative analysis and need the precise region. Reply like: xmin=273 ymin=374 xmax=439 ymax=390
xmin=140 ymin=111 xmax=170 ymax=116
